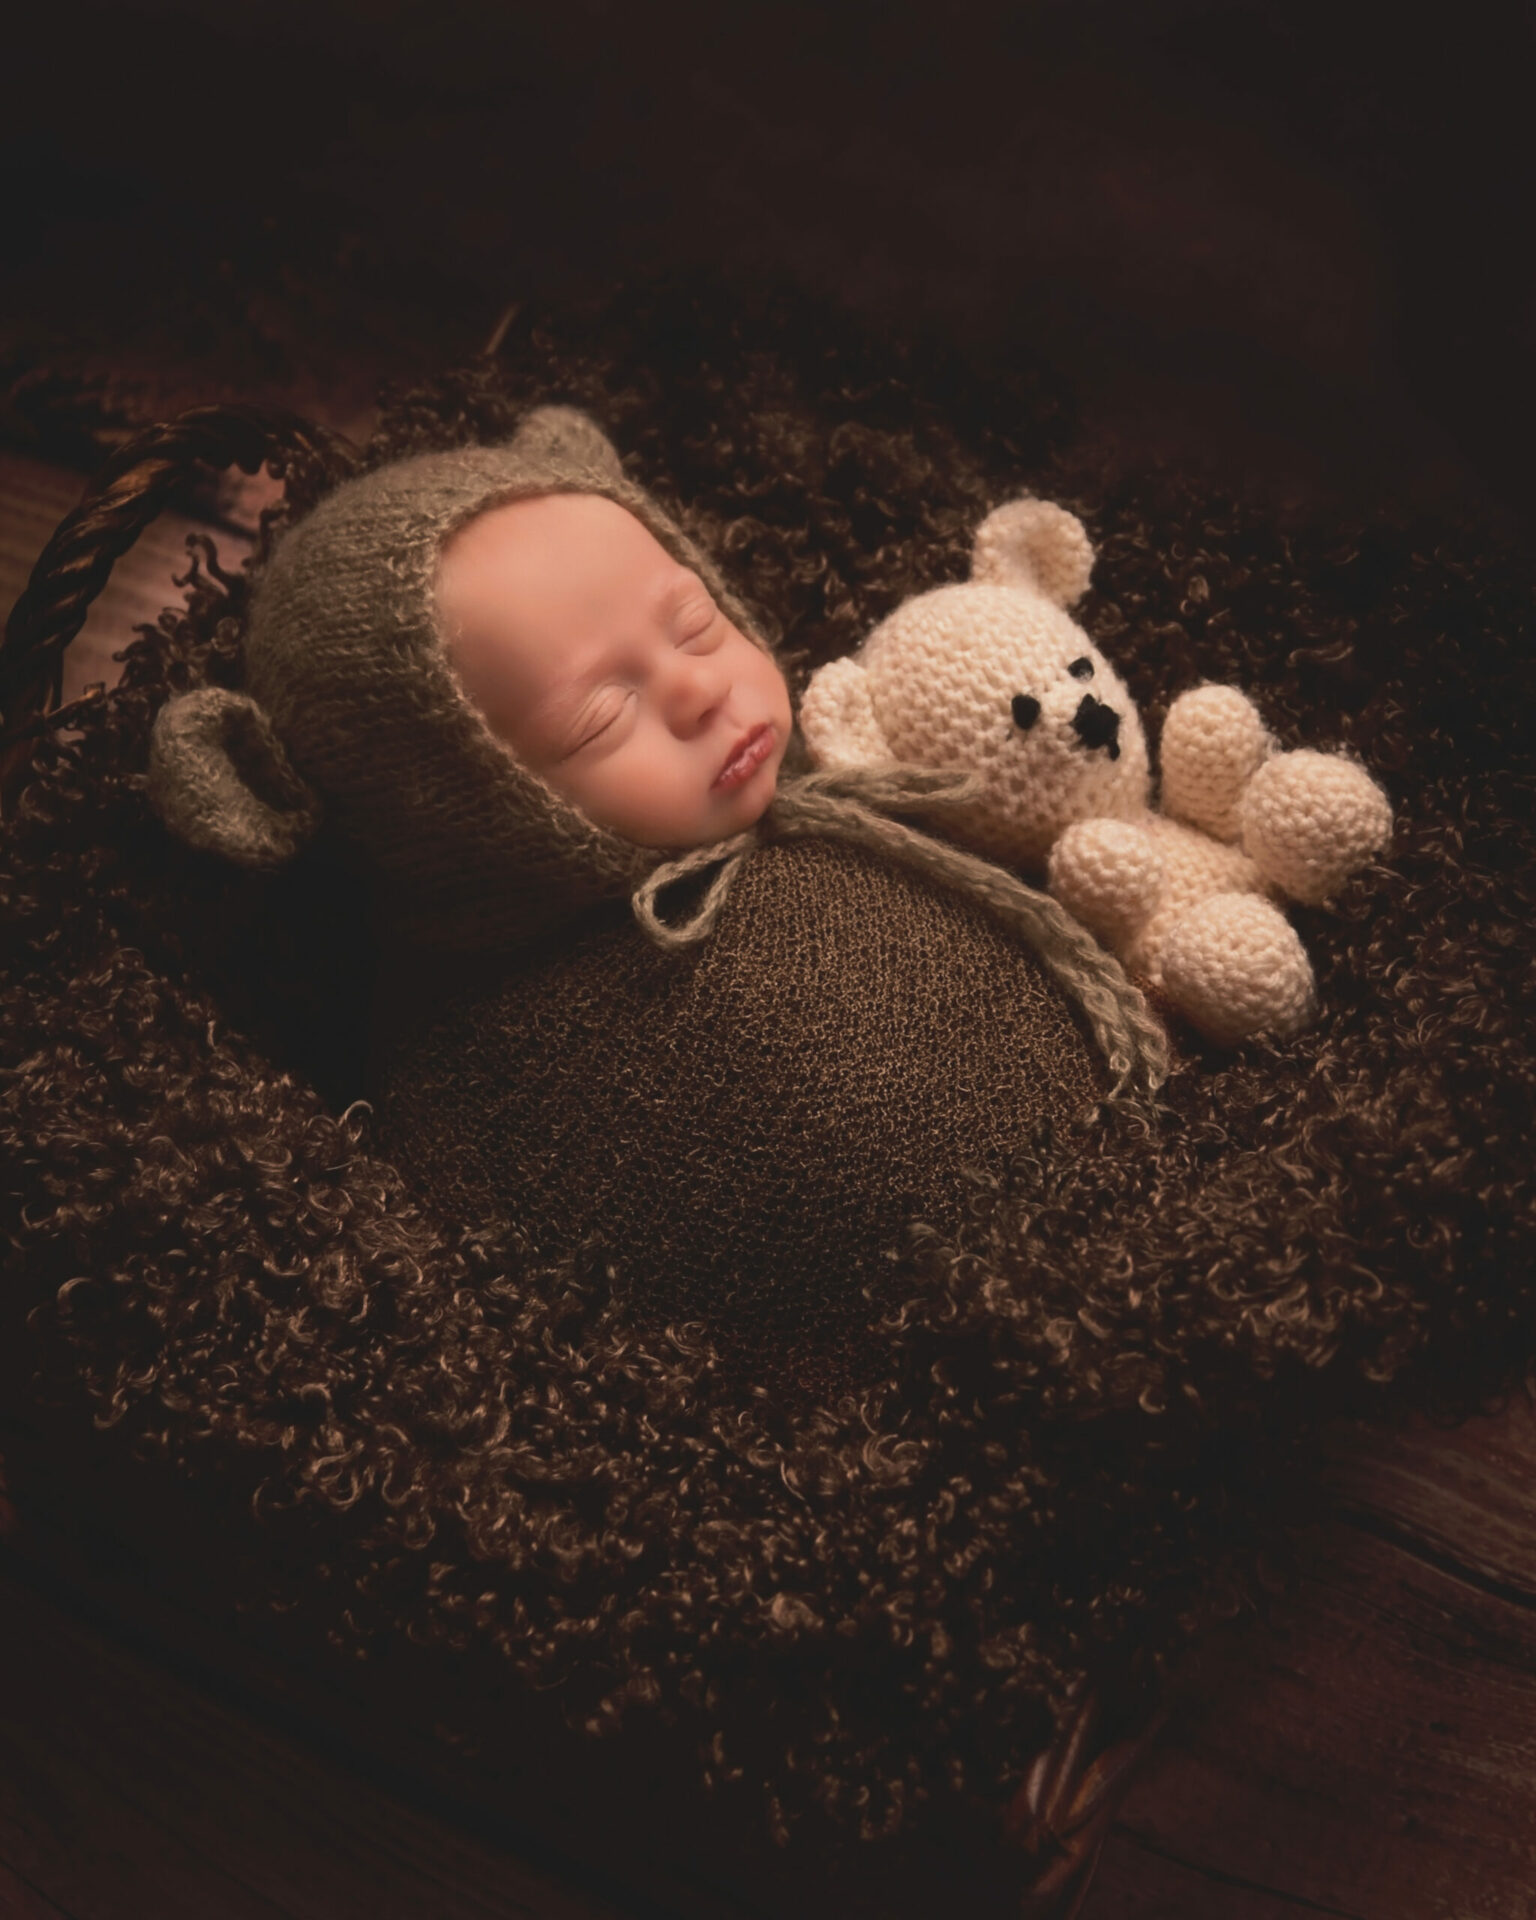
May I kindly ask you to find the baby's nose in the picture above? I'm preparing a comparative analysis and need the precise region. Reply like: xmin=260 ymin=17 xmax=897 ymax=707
xmin=668 ymin=651 xmax=731 ymax=726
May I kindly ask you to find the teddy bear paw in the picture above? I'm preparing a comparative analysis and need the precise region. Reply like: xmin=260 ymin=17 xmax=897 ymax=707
xmin=1157 ymin=893 xmax=1317 ymax=1045
xmin=1159 ymin=684 xmax=1273 ymax=841
xmin=799 ymin=654 xmax=897 ymax=770
xmin=1240 ymin=750 xmax=1392 ymax=904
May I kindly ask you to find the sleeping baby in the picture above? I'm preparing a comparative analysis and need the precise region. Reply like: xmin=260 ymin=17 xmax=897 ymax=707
xmin=145 ymin=404 xmax=1162 ymax=1388
xmin=145 ymin=404 xmax=803 ymax=954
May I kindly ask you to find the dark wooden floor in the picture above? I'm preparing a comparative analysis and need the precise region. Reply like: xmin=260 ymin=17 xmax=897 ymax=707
xmin=1097 ymin=1403 xmax=1536 ymax=1919
xmin=0 ymin=1559 xmax=628 ymax=1920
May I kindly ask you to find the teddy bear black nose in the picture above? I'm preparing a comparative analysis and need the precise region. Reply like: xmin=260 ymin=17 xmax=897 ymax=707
xmin=1072 ymin=693 xmax=1121 ymax=760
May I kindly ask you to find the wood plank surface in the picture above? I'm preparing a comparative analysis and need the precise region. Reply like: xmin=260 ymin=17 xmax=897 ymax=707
xmin=1091 ymin=1397 xmax=1536 ymax=1920
xmin=0 ymin=1560 xmax=635 ymax=1920
xmin=0 ymin=1859 xmax=74 ymax=1920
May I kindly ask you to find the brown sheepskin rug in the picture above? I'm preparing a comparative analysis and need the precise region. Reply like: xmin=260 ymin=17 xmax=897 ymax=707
xmin=3 ymin=272 xmax=1533 ymax=1866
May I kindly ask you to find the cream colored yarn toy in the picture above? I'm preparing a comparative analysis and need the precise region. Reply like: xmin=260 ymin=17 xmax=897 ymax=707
xmin=799 ymin=498 xmax=1393 ymax=1046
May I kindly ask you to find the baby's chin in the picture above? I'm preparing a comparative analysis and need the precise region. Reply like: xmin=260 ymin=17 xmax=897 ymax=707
xmin=720 ymin=771 xmax=781 ymax=835
xmin=633 ymin=776 xmax=781 ymax=850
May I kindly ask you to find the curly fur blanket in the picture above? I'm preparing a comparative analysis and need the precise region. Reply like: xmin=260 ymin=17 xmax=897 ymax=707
xmin=3 ymin=276 xmax=1533 ymax=1855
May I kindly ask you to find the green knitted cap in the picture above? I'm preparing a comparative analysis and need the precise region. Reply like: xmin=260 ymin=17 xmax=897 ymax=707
xmin=147 ymin=406 xmax=783 ymax=954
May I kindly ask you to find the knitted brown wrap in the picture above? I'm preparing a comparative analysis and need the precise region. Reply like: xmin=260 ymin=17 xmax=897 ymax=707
xmin=369 ymin=836 xmax=1106 ymax=1395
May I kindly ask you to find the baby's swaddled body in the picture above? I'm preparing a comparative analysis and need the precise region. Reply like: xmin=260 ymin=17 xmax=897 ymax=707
xmin=368 ymin=835 xmax=1104 ymax=1393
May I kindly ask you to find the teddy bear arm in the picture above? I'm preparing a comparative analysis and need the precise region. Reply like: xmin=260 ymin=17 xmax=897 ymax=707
xmin=797 ymin=654 xmax=898 ymax=770
xmin=1158 ymin=684 xmax=1272 ymax=841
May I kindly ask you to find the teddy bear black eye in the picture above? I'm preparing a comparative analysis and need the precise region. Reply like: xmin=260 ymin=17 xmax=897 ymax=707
xmin=1068 ymin=656 xmax=1094 ymax=680
xmin=1011 ymin=693 xmax=1041 ymax=731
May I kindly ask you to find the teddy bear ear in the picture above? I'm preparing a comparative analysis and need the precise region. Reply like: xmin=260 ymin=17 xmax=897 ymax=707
xmin=505 ymin=405 xmax=625 ymax=483
xmin=970 ymin=498 xmax=1095 ymax=607
xmin=146 ymin=686 xmax=322 ymax=869
xmin=798 ymin=655 xmax=899 ymax=770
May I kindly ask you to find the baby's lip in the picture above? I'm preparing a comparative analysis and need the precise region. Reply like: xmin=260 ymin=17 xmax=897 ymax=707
xmin=712 ymin=722 xmax=775 ymax=790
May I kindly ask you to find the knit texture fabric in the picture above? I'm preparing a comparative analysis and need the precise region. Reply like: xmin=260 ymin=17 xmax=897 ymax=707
xmin=369 ymin=836 xmax=1106 ymax=1397
xmin=800 ymin=498 xmax=1154 ymax=869
xmin=143 ymin=404 xmax=1166 ymax=1091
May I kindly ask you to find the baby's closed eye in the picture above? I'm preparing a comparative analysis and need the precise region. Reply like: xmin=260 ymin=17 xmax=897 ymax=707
xmin=576 ymin=690 xmax=635 ymax=745
xmin=674 ymin=592 xmax=720 ymax=642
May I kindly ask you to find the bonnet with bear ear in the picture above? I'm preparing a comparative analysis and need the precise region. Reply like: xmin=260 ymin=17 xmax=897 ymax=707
xmin=146 ymin=406 xmax=782 ymax=956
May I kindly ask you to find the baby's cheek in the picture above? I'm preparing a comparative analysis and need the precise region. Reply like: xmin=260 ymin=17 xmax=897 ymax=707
xmin=762 ymin=656 xmax=795 ymax=725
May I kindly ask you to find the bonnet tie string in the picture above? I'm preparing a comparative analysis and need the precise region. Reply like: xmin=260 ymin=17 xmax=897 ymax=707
xmin=629 ymin=825 xmax=765 ymax=949
xmin=628 ymin=762 xmax=1168 ymax=1097
xmin=629 ymin=764 xmax=982 ymax=949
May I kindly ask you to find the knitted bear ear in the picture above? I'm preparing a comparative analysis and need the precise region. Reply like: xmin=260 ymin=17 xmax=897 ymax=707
xmin=505 ymin=405 xmax=625 ymax=483
xmin=146 ymin=686 xmax=322 ymax=868
xmin=798 ymin=655 xmax=899 ymax=770
xmin=970 ymin=498 xmax=1095 ymax=608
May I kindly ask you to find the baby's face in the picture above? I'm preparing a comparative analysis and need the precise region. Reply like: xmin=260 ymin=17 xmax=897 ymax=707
xmin=436 ymin=493 xmax=793 ymax=848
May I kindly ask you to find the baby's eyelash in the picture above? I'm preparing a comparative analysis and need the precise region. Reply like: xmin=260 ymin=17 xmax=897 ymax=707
xmin=576 ymin=689 xmax=634 ymax=746
xmin=679 ymin=603 xmax=718 ymax=641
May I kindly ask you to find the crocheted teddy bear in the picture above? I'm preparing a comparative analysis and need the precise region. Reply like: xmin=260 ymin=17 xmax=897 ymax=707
xmin=798 ymin=498 xmax=1393 ymax=1045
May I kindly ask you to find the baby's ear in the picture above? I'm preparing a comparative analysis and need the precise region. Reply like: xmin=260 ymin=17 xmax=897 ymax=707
xmin=146 ymin=687 xmax=321 ymax=868
xmin=506 ymin=405 xmax=625 ymax=483
xmin=798 ymin=655 xmax=898 ymax=770
xmin=971 ymin=498 xmax=1095 ymax=607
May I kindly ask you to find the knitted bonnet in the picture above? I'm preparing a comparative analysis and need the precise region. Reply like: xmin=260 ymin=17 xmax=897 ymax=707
xmin=146 ymin=405 xmax=1168 ymax=1094
xmin=147 ymin=406 xmax=786 ymax=953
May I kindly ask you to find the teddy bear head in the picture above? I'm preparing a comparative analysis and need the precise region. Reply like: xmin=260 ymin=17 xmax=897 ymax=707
xmin=799 ymin=499 xmax=1151 ymax=867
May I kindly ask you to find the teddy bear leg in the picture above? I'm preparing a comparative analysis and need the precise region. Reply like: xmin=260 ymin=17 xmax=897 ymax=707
xmin=1155 ymin=893 xmax=1317 ymax=1045
xmin=1047 ymin=817 xmax=1164 ymax=950
xmin=1240 ymin=749 xmax=1393 ymax=904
